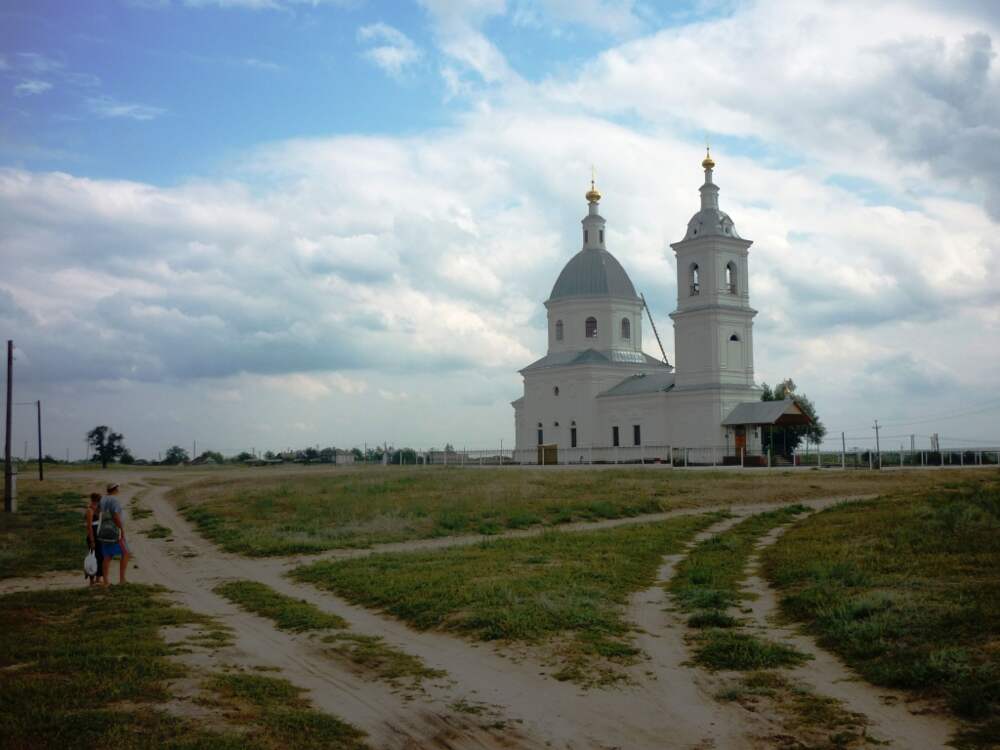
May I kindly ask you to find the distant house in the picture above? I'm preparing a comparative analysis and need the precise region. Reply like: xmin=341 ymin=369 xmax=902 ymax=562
xmin=335 ymin=450 xmax=355 ymax=465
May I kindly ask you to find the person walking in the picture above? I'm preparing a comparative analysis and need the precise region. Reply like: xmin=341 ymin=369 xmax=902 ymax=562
xmin=95 ymin=482 xmax=129 ymax=586
xmin=84 ymin=492 xmax=105 ymax=586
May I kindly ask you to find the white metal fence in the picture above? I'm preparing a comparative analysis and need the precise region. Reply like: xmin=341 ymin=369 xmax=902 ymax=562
xmin=416 ymin=445 xmax=1000 ymax=468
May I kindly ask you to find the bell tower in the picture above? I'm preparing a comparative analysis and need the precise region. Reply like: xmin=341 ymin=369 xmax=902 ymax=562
xmin=669 ymin=150 xmax=757 ymax=390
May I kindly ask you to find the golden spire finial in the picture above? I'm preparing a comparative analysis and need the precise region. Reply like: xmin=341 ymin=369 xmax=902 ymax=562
xmin=702 ymin=144 xmax=715 ymax=170
xmin=585 ymin=165 xmax=601 ymax=203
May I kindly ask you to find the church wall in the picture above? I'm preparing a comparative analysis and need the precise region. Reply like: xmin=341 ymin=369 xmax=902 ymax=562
xmin=518 ymin=364 xmax=648 ymax=450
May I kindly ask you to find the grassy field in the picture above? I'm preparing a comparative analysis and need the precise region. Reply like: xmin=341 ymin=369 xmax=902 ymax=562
xmin=0 ymin=584 xmax=368 ymax=750
xmin=669 ymin=505 xmax=812 ymax=671
xmin=762 ymin=476 xmax=1000 ymax=747
xmin=292 ymin=513 xmax=721 ymax=685
xmin=0 ymin=479 xmax=86 ymax=579
xmin=168 ymin=465 xmax=988 ymax=556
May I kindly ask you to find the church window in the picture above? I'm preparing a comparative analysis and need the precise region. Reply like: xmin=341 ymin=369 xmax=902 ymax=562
xmin=571 ymin=427 xmax=577 ymax=448
xmin=599 ymin=229 xmax=604 ymax=243
xmin=730 ymin=333 xmax=740 ymax=342
xmin=690 ymin=264 xmax=700 ymax=295
xmin=726 ymin=262 xmax=737 ymax=294
xmin=585 ymin=317 xmax=598 ymax=338
xmin=620 ymin=317 xmax=630 ymax=340
xmin=555 ymin=320 xmax=563 ymax=341
xmin=584 ymin=230 xmax=589 ymax=243
xmin=553 ymin=386 xmax=560 ymax=396
xmin=612 ymin=426 xmax=620 ymax=447
xmin=537 ymin=428 xmax=543 ymax=445
xmin=633 ymin=425 xmax=641 ymax=446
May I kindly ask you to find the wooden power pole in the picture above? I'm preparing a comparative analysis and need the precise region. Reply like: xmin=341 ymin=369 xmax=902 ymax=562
xmin=4 ymin=340 xmax=13 ymax=512
xmin=36 ymin=400 xmax=43 ymax=481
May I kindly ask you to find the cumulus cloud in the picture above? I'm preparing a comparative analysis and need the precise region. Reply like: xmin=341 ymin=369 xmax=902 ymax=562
xmin=6 ymin=0 xmax=1000 ymax=455
xmin=357 ymin=23 xmax=423 ymax=77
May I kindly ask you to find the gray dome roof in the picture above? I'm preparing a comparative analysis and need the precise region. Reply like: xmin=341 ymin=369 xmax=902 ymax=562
xmin=684 ymin=208 xmax=741 ymax=240
xmin=548 ymin=248 xmax=639 ymax=302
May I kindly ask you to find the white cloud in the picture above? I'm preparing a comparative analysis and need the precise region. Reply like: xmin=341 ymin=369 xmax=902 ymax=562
xmin=87 ymin=96 xmax=166 ymax=121
xmin=357 ymin=23 xmax=423 ymax=77
xmin=418 ymin=0 xmax=516 ymax=85
xmin=14 ymin=80 xmax=53 ymax=97
xmin=6 ymin=0 xmax=1000 ymax=455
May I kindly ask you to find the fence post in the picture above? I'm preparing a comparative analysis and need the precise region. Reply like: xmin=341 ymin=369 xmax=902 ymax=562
xmin=960 ymin=451 xmax=964 ymax=467
xmin=589 ymin=445 xmax=593 ymax=465
xmin=713 ymin=446 xmax=718 ymax=467
xmin=767 ymin=447 xmax=772 ymax=468
xmin=685 ymin=447 xmax=690 ymax=467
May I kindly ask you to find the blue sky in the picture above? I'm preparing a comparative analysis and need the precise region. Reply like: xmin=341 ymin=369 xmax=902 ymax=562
xmin=2 ymin=0 xmax=1000 ymax=459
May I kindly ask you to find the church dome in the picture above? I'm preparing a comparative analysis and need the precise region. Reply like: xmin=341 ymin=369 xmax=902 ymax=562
xmin=548 ymin=247 xmax=640 ymax=302
xmin=683 ymin=208 xmax=741 ymax=240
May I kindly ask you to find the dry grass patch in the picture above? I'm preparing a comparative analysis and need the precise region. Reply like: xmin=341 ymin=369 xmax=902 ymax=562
xmin=169 ymin=465 xmax=989 ymax=556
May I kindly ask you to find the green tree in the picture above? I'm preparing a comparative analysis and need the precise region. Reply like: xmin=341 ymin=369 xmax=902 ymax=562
xmin=196 ymin=450 xmax=224 ymax=464
xmin=119 ymin=449 xmax=135 ymax=465
xmin=234 ymin=451 xmax=254 ymax=462
xmin=760 ymin=379 xmax=826 ymax=457
xmin=163 ymin=446 xmax=189 ymax=465
xmin=87 ymin=426 xmax=125 ymax=469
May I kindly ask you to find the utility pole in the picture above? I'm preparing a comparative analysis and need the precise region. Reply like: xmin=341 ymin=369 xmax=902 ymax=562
xmin=193 ymin=440 xmax=197 ymax=460
xmin=873 ymin=419 xmax=881 ymax=470
xmin=36 ymin=400 xmax=42 ymax=481
xmin=841 ymin=431 xmax=846 ymax=470
xmin=4 ymin=340 xmax=13 ymax=512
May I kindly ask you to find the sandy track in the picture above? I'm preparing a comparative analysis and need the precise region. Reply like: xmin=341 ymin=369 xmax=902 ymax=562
xmin=123 ymin=479 xmax=538 ymax=750
xmin=740 ymin=522 xmax=956 ymax=748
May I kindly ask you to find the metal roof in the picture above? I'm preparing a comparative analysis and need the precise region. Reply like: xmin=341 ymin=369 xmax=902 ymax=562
xmin=721 ymin=399 xmax=811 ymax=426
xmin=598 ymin=371 xmax=676 ymax=398
xmin=521 ymin=349 xmax=667 ymax=373
xmin=548 ymin=248 xmax=640 ymax=302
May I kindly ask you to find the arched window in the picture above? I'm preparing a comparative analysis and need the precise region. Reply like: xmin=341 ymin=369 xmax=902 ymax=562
xmin=729 ymin=333 xmax=740 ymax=342
xmin=555 ymin=319 xmax=563 ymax=341
xmin=553 ymin=386 xmax=560 ymax=396
xmin=585 ymin=317 xmax=598 ymax=338
xmin=690 ymin=264 xmax=700 ymax=296
xmin=584 ymin=230 xmax=589 ymax=243
xmin=621 ymin=317 xmax=631 ymax=340
xmin=599 ymin=229 xmax=604 ymax=243
xmin=726 ymin=262 xmax=737 ymax=294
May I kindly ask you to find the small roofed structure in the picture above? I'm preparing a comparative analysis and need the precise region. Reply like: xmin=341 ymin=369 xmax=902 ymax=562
xmin=722 ymin=399 xmax=812 ymax=464
xmin=722 ymin=399 xmax=812 ymax=428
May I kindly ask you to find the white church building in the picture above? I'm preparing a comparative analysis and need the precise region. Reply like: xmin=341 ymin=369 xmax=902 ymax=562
xmin=511 ymin=151 xmax=807 ymax=464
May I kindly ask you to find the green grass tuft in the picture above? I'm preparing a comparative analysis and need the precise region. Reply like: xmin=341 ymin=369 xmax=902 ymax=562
xmin=214 ymin=580 xmax=347 ymax=632
xmin=321 ymin=632 xmax=446 ymax=687
xmin=692 ymin=629 xmax=810 ymax=671
xmin=144 ymin=524 xmax=172 ymax=539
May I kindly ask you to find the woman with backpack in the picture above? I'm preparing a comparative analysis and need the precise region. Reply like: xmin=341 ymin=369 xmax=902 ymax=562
xmin=95 ymin=483 xmax=130 ymax=586
xmin=84 ymin=492 xmax=105 ymax=586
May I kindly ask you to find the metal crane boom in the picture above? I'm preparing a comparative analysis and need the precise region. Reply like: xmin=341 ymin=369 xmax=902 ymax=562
xmin=640 ymin=293 xmax=670 ymax=366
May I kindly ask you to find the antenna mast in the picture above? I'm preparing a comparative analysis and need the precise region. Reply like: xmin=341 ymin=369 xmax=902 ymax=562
xmin=640 ymin=293 xmax=670 ymax=366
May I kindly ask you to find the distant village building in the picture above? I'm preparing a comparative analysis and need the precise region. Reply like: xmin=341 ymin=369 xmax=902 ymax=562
xmin=512 ymin=152 xmax=807 ymax=462
xmin=335 ymin=449 xmax=355 ymax=465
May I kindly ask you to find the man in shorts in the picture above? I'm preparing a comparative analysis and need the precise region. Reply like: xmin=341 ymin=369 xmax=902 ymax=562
xmin=99 ymin=483 xmax=130 ymax=585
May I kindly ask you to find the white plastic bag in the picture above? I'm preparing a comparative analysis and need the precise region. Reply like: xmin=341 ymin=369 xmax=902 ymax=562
xmin=84 ymin=550 xmax=98 ymax=577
